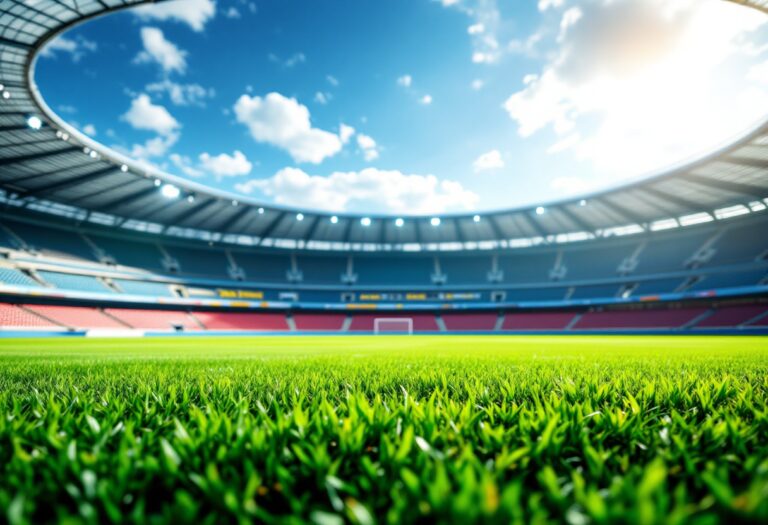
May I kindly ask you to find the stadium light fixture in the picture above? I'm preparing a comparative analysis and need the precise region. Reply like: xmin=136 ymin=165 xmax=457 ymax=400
xmin=258 ymin=207 xmax=265 ymax=214
xmin=2 ymin=91 xmax=9 ymax=100
xmin=536 ymin=206 xmax=546 ymax=215
xmin=187 ymin=195 xmax=195 ymax=203
xmin=231 ymin=200 xmax=238 ymax=207
xmin=361 ymin=217 xmax=372 ymax=227
xmin=0 ymin=84 xmax=4 ymax=91
xmin=431 ymin=217 xmax=441 ymax=226
xmin=579 ymin=199 xmax=588 ymax=207
xmin=161 ymin=184 xmax=180 ymax=199
xmin=89 ymin=150 xmax=98 ymax=159
xmin=26 ymin=116 xmax=42 ymax=130
xmin=120 ymin=164 xmax=129 ymax=173
xmin=330 ymin=216 xmax=339 ymax=224
xmin=296 ymin=213 xmax=304 ymax=221
xmin=473 ymin=215 xmax=481 ymax=223
xmin=153 ymin=179 xmax=161 ymax=187
xmin=395 ymin=218 xmax=404 ymax=227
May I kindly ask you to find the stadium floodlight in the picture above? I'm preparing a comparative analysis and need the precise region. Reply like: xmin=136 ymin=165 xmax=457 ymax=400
xmin=431 ymin=217 xmax=441 ymax=226
xmin=161 ymin=184 xmax=180 ymax=199
xmin=536 ymin=206 xmax=546 ymax=215
xmin=330 ymin=215 xmax=339 ymax=224
xmin=89 ymin=150 xmax=98 ymax=159
xmin=258 ymin=207 xmax=265 ymax=214
xmin=2 ymin=91 xmax=9 ymax=99
xmin=296 ymin=213 xmax=304 ymax=221
xmin=361 ymin=217 xmax=372 ymax=227
xmin=153 ymin=179 xmax=161 ymax=187
xmin=61 ymin=132 xmax=69 ymax=140
xmin=26 ymin=116 xmax=42 ymax=130
xmin=232 ymin=200 xmax=238 ymax=207
xmin=473 ymin=215 xmax=481 ymax=222
xmin=395 ymin=218 xmax=404 ymax=227
xmin=120 ymin=164 xmax=129 ymax=173
xmin=187 ymin=194 xmax=195 ymax=203
xmin=579 ymin=199 xmax=588 ymax=207
xmin=0 ymin=84 xmax=4 ymax=91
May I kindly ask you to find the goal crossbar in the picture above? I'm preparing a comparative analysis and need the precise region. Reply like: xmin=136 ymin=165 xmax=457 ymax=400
xmin=373 ymin=318 xmax=414 ymax=335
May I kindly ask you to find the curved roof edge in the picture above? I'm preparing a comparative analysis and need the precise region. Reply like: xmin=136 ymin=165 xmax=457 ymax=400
xmin=0 ymin=0 xmax=767 ymax=249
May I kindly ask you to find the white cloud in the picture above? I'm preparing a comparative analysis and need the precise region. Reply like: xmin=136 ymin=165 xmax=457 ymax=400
xmin=135 ymin=27 xmax=187 ymax=74
xmin=199 ymin=150 xmax=252 ymax=178
xmin=503 ymin=0 xmax=768 ymax=178
xmin=419 ymin=94 xmax=433 ymax=105
xmin=356 ymin=134 xmax=380 ymax=161
xmin=146 ymin=79 xmax=214 ymax=106
xmin=339 ymin=124 xmax=356 ymax=144
xmin=122 ymin=94 xmax=180 ymax=136
xmin=268 ymin=52 xmax=306 ymax=68
xmin=235 ymin=167 xmax=479 ymax=214
xmin=468 ymin=23 xmax=485 ymax=35
xmin=314 ymin=91 xmax=331 ymax=105
xmin=471 ymin=79 xmax=485 ymax=90
xmin=39 ymin=35 xmax=97 ymax=62
xmin=397 ymin=74 xmax=413 ymax=88
xmin=170 ymin=153 xmax=205 ymax=178
xmin=233 ymin=92 xmax=343 ymax=164
xmin=133 ymin=0 xmax=216 ymax=32
xmin=326 ymin=75 xmax=339 ymax=86
xmin=83 ymin=124 xmax=97 ymax=136
xmin=225 ymin=7 xmax=241 ymax=19
xmin=129 ymin=132 xmax=180 ymax=161
xmin=473 ymin=149 xmax=504 ymax=172
xmin=538 ymin=0 xmax=564 ymax=11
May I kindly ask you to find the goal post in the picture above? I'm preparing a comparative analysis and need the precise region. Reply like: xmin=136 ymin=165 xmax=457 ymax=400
xmin=374 ymin=318 xmax=414 ymax=335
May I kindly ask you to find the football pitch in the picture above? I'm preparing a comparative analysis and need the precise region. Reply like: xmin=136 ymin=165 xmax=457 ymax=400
xmin=0 ymin=335 xmax=766 ymax=524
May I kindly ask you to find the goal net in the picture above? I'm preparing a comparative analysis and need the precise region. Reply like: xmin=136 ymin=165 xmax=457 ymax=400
xmin=374 ymin=318 xmax=414 ymax=335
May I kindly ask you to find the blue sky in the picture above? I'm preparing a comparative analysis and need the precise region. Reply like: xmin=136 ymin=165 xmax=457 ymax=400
xmin=37 ymin=0 xmax=768 ymax=214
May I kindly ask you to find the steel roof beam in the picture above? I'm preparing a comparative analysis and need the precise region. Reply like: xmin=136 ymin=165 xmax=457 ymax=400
xmin=640 ymin=186 xmax=712 ymax=216
xmin=95 ymin=185 xmax=158 ymax=212
xmin=0 ymin=146 xmax=81 ymax=166
xmin=256 ymin=212 xmax=285 ymax=245
xmin=556 ymin=206 xmax=596 ymax=234
xmin=679 ymin=173 xmax=767 ymax=200
xmin=20 ymin=165 xmax=118 ymax=198
xmin=218 ymin=205 xmax=252 ymax=233
xmin=597 ymin=198 xmax=648 ymax=228
xmin=166 ymin=198 xmax=218 ymax=227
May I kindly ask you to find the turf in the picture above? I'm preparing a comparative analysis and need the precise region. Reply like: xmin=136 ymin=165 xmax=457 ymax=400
xmin=0 ymin=335 xmax=766 ymax=524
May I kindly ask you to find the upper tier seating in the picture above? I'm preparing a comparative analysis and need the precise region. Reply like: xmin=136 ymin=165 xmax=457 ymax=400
xmin=292 ymin=313 xmax=347 ymax=331
xmin=0 ymin=303 xmax=59 ymax=328
xmin=230 ymin=252 xmax=291 ymax=282
xmin=4 ymin=220 xmax=95 ymax=261
xmin=24 ymin=305 xmax=124 ymax=329
xmin=570 ymin=284 xmax=620 ymax=300
xmin=634 ymin=231 xmax=713 ymax=275
xmin=573 ymin=308 xmax=706 ymax=329
xmin=88 ymin=234 xmax=165 ymax=271
xmin=704 ymin=223 xmax=768 ymax=267
xmin=0 ymin=267 xmax=40 ymax=288
xmin=113 ymin=279 xmax=176 ymax=297
xmin=563 ymin=243 xmax=635 ymax=280
xmin=442 ymin=313 xmax=498 ymax=331
xmin=37 ymin=271 xmax=115 ymax=294
xmin=163 ymin=245 xmax=230 ymax=278
xmin=105 ymin=308 xmax=201 ymax=330
xmin=440 ymin=255 xmax=492 ymax=284
xmin=297 ymin=256 xmax=347 ymax=284
xmin=498 ymin=252 xmax=554 ymax=284
xmin=502 ymin=312 xmax=576 ymax=330
xmin=348 ymin=313 xmax=439 ymax=332
xmin=192 ymin=311 xmax=289 ymax=330
xmin=355 ymin=255 xmax=433 ymax=285
xmin=687 ymin=269 xmax=767 ymax=291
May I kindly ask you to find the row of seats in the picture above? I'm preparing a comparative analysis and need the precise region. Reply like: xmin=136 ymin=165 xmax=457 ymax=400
xmin=2 ymin=215 xmax=766 ymax=286
xmin=1 ymin=266 xmax=765 ymax=302
xmin=1 ymin=303 xmax=765 ymax=331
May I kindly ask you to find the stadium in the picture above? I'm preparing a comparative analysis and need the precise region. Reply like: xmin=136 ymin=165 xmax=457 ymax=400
xmin=0 ymin=0 xmax=766 ymax=523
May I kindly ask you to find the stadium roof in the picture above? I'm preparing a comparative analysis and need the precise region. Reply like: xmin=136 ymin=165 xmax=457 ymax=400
xmin=1 ymin=0 xmax=768 ymax=251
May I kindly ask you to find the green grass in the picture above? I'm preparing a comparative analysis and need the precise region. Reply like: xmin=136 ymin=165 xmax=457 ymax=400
xmin=0 ymin=335 xmax=766 ymax=525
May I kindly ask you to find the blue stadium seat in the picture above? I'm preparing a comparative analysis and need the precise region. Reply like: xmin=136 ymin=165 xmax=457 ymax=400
xmin=230 ymin=252 xmax=291 ymax=282
xmin=6 ymin=220 xmax=95 ymax=261
xmin=705 ymin=224 xmax=768 ymax=266
xmin=687 ymin=269 xmax=767 ymax=291
xmin=297 ymin=255 xmax=347 ymax=284
xmin=570 ymin=284 xmax=620 ymax=300
xmin=355 ymin=255 xmax=433 ymax=285
xmin=498 ymin=252 xmax=555 ymax=283
xmin=505 ymin=288 xmax=567 ymax=301
xmin=89 ymin=235 xmax=165 ymax=271
xmin=38 ymin=271 xmax=115 ymax=294
xmin=635 ymin=230 xmax=713 ymax=274
xmin=563 ymin=243 xmax=635 ymax=280
xmin=113 ymin=279 xmax=176 ymax=297
xmin=163 ymin=245 xmax=230 ymax=278
xmin=440 ymin=254 xmax=491 ymax=284
xmin=632 ymin=278 xmax=684 ymax=296
xmin=0 ymin=267 xmax=40 ymax=287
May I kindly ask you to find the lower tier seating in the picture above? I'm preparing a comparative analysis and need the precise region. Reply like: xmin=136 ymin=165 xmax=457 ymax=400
xmin=0 ymin=303 xmax=58 ymax=328
xmin=24 ymin=305 xmax=124 ymax=329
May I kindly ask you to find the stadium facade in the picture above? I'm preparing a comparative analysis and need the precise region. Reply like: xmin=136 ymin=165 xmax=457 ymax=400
xmin=0 ymin=0 xmax=766 ymax=334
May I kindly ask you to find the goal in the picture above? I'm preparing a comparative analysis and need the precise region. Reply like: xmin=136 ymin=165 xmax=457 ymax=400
xmin=374 ymin=318 xmax=414 ymax=335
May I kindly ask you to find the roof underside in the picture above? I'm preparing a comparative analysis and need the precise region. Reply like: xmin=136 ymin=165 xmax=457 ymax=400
xmin=0 ymin=0 xmax=767 ymax=249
